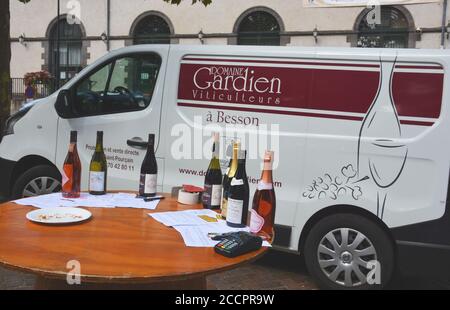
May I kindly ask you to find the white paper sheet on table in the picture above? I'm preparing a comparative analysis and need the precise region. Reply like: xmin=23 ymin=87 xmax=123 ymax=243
xmin=14 ymin=193 xmax=84 ymax=208
xmin=174 ymin=222 xmax=271 ymax=248
xmin=13 ymin=192 xmax=159 ymax=210
xmin=109 ymin=193 xmax=160 ymax=210
xmin=148 ymin=209 xmax=271 ymax=247
xmin=148 ymin=209 xmax=220 ymax=227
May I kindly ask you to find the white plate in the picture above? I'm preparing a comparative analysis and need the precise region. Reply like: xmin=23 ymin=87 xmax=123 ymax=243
xmin=26 ymin=207 xmax=92 ymax=225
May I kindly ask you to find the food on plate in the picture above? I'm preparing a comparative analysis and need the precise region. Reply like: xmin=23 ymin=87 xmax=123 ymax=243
xmin=37 ymin=213 xmax=83 ymax=221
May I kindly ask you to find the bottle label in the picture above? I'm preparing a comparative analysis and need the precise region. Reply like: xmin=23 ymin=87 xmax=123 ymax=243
xmin=89 ymin=171 xmax=105 ymax=192
xmin=203 ymin=184 xmax=222 ymax=207
xmin=211 ymin=184 xmax=222 ymax=206
xmin=227 ymin=198 xmax=244 ymax=225
xmin=221 ymin=199 xmax=228 ymax=217
xmin=230 ymin=179 xmax=244 ymax=186
xmin=61 ymin=165 xmax=71 ymax=186
xmin=257 ymin=181 xmax=273 ymax=191
xmin=62 ymin=164 xmax=73 ymax=190
xmin=250 ymin=209 xmax=265 ymax=233
xmin=221 ymin=188 xmax=228 ymax=217
xmin=141 ymin=174 xmax=157 ymax=194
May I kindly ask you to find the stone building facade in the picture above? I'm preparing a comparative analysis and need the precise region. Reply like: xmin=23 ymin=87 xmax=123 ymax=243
xmin=9 ymin=0 xmax=450 ymax=79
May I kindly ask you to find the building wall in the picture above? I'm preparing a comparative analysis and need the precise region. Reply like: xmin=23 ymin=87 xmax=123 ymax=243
xmin=10 ymin=0 xmax=450 ymax=78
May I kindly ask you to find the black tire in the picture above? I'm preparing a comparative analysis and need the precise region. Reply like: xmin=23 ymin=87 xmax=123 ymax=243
xmin=11 ymin=165 xmax=62 ymax=199
xmin=304 ymin=213 xmax=394 ymax=290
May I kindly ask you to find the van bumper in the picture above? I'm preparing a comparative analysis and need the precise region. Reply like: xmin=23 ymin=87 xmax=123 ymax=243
xmin=0 ymin=157 xmax=15 ymax=197
xmin=396 ymin=241 xmax=450 ymax=278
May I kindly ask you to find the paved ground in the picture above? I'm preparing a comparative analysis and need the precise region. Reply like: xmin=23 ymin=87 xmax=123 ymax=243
xmin=1 ymin=250 xmax=449 ymax=290
xmin=0 ymin=268 xmax=36 ymax=290
xmin=207 ymin=251 xmax=317 ymax=290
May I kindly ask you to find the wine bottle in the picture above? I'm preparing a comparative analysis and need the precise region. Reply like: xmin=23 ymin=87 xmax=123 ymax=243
xmin=89 ymin=131 xmax=108 ymax=195
xmin=223 ymin=141 xmax=234 ymax=179
xmin=139 ymin=134 xmax=158 ymax=197
xmin=221 ymin=141 xmax=240 ymax=219
xmin=220 ymin=141 xmax=233 ymax=215
xmin=62 ymin=131 xmax=81 ymax=198
xmin=202 ymin=133 xmax=223 ymax=209
xmin=226 ymin=150 xmax=250 ymax=228
xmin=250 ymin=151 xmax=276 ymax=242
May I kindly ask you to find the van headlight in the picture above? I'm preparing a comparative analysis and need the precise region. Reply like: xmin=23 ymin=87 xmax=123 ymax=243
xmin=1 ymin=106 xmax=32 ymax=139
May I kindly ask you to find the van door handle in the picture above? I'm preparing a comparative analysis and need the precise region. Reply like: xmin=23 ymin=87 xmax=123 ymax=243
xmin=127 ymin=138 xmax=148 ymax=149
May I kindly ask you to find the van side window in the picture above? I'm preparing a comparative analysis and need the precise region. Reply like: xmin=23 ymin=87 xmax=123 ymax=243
xmin=73 ymin=53 xmax=162 ymax=116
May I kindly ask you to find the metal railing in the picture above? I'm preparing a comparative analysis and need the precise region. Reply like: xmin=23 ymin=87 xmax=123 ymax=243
xmin=10 ymin=78 xmax=67 ymax=99
xmin=9 ymin=78 xmax=68 ymax=113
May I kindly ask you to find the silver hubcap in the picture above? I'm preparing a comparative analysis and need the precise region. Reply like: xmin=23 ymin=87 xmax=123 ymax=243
xmin=22 ymin=177 xmax=61 ymax=197
xmin=317 ymin=228 xmax=377 ymax=287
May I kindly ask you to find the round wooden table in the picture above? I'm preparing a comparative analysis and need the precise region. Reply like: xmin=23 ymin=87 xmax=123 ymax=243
xmin=0 ymin=194 xmax=267 ymax=290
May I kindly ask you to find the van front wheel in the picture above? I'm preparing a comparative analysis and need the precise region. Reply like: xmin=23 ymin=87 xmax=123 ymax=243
xmin=11 ymin=165 xmax=62 ymax=199
xmin=304 ymin=213 xmax=394 ymax=290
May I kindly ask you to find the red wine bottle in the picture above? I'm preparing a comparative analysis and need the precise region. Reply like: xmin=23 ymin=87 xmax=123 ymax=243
xmin=139 ymin=134 xmax=158 ymax=197
xmin=250 ymin=151 xmax=276 ymax=242
xmin=62 ymin=131 xmax=81 ymax=198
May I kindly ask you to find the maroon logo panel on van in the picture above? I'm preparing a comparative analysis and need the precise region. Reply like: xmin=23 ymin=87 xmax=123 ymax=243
xmin=177 ymin=56 xmax=444 ymax=126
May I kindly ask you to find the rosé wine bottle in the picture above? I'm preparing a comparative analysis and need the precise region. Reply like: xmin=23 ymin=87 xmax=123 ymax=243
xmin=62 ymin=131 xmax=81 ymax=198
xmin=250 ymin=151 xmax=276 ymax=242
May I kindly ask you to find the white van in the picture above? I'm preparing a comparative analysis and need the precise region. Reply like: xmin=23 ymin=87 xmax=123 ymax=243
xmin=1 ymin=45 xmax=449 ymax=289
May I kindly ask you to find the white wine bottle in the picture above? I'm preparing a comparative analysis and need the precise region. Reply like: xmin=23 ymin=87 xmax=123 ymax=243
xmin=221 ymin=141 xmax=240 ymax=219
xmin=139 ymin=134 xmax=158 ymax=197
xmin=89 ymin=131 xmax=108 ymax=195
xmin=226 ymin=150 xmax=250 ymax=228
xmin=202 ymin=133 xmax=223 ymax=209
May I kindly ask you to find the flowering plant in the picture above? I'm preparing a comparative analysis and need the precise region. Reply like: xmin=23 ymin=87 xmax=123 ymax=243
xmin=24 ymin=71 xmax=52 ymax=85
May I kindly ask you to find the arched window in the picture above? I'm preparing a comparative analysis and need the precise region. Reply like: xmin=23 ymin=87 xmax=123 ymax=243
xmin=356 ymin=6 xmax=411 ymax=48
xmin=133 ymin=14 xmax=172 ymax=45
xmin=237 ymin=10 xmax=281 ymax=46
xmin=49 ymin=19 xmax=83 ymax=80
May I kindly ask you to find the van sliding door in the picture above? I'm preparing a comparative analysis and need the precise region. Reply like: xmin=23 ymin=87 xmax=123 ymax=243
xmin=298 ymin=50 xmax=383 ymax=228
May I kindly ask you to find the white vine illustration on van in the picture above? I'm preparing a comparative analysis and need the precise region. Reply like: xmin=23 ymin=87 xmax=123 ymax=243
xmin=304 ymin=59 xmax=409 ymax=220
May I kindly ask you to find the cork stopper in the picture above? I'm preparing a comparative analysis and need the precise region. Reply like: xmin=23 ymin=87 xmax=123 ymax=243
xmin=70 ymin=131 xmax=77 ymax=143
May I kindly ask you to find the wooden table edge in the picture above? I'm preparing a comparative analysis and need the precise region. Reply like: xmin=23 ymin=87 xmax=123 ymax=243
xmin=0 ymin=249 xmax=268 ymax=284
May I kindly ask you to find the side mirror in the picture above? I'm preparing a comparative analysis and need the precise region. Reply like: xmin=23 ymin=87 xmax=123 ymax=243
xmin=55 ymin=89 xmax=74 ymax=119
